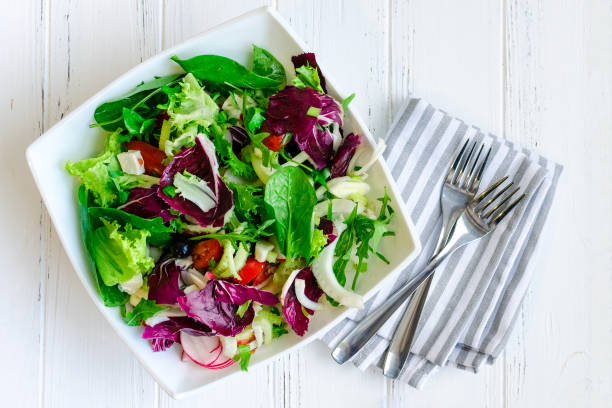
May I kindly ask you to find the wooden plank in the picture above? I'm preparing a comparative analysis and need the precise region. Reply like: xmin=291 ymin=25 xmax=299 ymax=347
xmin=385 ymin=0 xmax=505 ymax=406
xmin=0 ymin=1 xmax=46 ymax=406
xmin=42 ymin=1 xmax=160 ymax=407
xmin=503 ymin=0 xmax=612 ymax=406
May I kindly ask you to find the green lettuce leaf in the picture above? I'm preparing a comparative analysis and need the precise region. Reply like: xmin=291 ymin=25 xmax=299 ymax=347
xmin=89 ymin=218 xmax=155 ymax=287
xmin=66 ymin=130 xmax=129 ymax=207
xmin=88 ymin=207 xmax=174 ymax=246
xmin=78 ymin=186 xmax=130 ymax=307
xmin=168 ymin=73 xmax=218 ymax=131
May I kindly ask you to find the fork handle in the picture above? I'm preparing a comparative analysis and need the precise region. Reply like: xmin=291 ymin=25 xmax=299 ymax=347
xmin=381 ymin=275 xmax=433 ymax=378
xmin=381 ymin=276 xmax=432 ymax=378
xmin=331 ymin=222 xmax=476 ymax=365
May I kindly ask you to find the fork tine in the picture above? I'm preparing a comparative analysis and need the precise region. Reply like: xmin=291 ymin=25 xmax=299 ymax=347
xmin=491 ymin=193 xmax=526 ymax=225
xmin=445 ymin=138 xmax=470 ymax=183
xmin=454 ymin=139 xmax=477 ymax=185
xmin=478 ymin=181 xmax=514 ymax=212
xmin=473 ymin=176 xmax=508 ymax=204
xmin=462 ymin=143 xmax=484 ymax=190
xmin=483 ymin=187 xmax=520 ymax=218
xmin=469 ymin=147 xmax=492 ymax=193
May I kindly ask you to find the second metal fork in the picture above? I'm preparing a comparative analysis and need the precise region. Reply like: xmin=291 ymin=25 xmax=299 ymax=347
xmin=331 ymin=175 xmax=526 ymax=367
xmin=382 ymin=139 xmax=491 ymax=378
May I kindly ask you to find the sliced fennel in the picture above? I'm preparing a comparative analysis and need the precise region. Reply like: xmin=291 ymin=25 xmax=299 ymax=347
xmin=294 ymin=279 xmax=323 ymax=311
xmin=311 ymin=234 xmax=364 ymax=309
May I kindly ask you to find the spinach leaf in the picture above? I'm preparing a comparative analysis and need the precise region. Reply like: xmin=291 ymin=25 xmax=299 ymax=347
xmin=264 ymin=167 xmax=317 ymax=259
xmin=78 ymin=186 xmax=130 ymax=307
xmin=123 ymin=74 xmax=182 ymax=98
xmin=120 ymin=299 xmax=164 ymax=326
xmin=171 ymin=46 xmax=285 ymax=90
xmin=88 ymin=207 xmax=174 ymax=246
xmin=251 ymin=45 xmax=286 ymax=86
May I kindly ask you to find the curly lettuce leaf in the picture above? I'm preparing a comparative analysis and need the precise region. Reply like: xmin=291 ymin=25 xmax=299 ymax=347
xmin=66 ymin=130 xmax=129 ymax=207
xmin=168 ymin=73 xmax=218 ymax=131
xmin=89 ymin=219 xmax=155 ymax=287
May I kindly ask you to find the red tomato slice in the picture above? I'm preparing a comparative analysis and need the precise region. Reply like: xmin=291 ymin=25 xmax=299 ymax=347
xmin=192 ymin=239 xmax=223 ymax=270
xmin=251 ymin=264 xmax=272 ymax=286
xmin=262 ymin=135 xmax=284 ymax=152
xmin=126 ymin=140 xmax=167 ymax=176
xmin=237 ymin=258 xmax=267 ymax=285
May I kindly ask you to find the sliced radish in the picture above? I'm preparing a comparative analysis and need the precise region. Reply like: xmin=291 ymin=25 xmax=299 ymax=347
xmin=180 ymin=333 xmax=234 ymax=369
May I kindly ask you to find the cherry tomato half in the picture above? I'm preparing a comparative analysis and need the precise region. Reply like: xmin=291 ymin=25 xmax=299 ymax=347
xmin=192 ymin=239 xmax=223 ymax=270
xmin=237 ymin=258 xmax=267 ymax=285
xmin=126 ymin=140 xmax=167 ymax=176
xmin=262 ymin=135 xmax=284 ymax=152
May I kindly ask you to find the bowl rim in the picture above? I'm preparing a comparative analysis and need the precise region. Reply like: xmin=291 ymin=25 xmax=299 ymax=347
xmin=26 ymin=6 xmax=422 ymax=399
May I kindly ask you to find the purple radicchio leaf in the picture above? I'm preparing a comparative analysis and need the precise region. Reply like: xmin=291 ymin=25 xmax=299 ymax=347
xmin=228 ymin=126 xmax=250 ymax=156
xmin=213 ymin=280 xmax=279 ymax=306
xmin=147 ymin=258 xmax=184 ymax=305
xmin=330 ymin=133 xmax=361 ymax=178
xmin=282 ymin=267 xmax=324 ymax=336
xmin=318 ymin=217 xmax=337 ymax=245
xmin=117 ymin=186 xmax=176 ymax=223
xmin=263 ymin=86 xmax=343 ymax=169
xmin=158 ymin=134 xmax=233 ymax=227
xmin=177 ymin=280 xmax=255 ymax=337
xmin=291 ymin=53 xmax=327 ymax=93
xmin=142 ymin=316 xmax=214 ymax=352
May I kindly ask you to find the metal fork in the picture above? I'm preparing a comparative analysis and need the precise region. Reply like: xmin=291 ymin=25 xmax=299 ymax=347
xmin=331 ymin=177 xmax=526 ymax=366
xmin=382 ymin=139 xmax=491 ymax=378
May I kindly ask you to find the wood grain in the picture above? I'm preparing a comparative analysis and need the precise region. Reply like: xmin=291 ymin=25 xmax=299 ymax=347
xmin=1 ymin=0 xmax=610 ymax=407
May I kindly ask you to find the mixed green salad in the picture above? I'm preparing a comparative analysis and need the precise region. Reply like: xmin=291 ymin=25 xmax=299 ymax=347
xmin=67 ymin=46 xmax=395 ymax=371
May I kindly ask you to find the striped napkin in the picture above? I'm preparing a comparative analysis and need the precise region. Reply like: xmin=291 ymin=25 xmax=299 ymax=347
xmin=321 ymin=98 xmax=562 ymax=388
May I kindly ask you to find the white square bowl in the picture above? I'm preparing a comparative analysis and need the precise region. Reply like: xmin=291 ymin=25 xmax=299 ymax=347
xmin=26 ymin=7 xmax=421 ymax=399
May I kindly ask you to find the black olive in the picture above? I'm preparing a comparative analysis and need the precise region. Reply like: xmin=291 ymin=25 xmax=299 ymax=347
xmin=171 ymin=238 xmax=191 ymax=258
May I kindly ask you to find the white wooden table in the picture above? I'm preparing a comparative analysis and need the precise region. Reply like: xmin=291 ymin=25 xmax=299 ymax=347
xmin=2 ymin=1 xmax=610 ymax=407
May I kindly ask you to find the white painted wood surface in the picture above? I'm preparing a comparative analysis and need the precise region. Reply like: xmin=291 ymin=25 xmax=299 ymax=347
xmin=1 ymin=0 xmax=610 ymax=406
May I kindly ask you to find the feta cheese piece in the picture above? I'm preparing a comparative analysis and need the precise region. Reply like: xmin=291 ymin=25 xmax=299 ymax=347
xmin=117 ymin=150 xmax=145 ymax=175
xmin=120 ymin=273 xmax=143 ymax=295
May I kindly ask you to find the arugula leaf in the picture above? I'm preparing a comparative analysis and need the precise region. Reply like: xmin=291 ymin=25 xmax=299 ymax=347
xmin=264 ymin=167 xmax=317 ymax=260
xmin=191 ymin=219 xmax=275 ymax=246
xmin=227 ymin=182 xmax=265 ymax=224
xmin=171 ymin=46 xmax=285 ymax=90
xmin=88 ymin=207 xmax=174 ymax=247
xmin=341 ymin=93 xmax=356 ymax=111
xmin=244 ymin=106 xmax=266 ymax=134
xmin=212 ymin=128 xmax=257 ymax=180
xmin=233 ymin=344 xmax=252 ymax=371
xmin=272 ymin=324 xmax=289 ymax=338
xmin=292 ymin=64 xmax=324 ymax=93
xmin=78 ymin=186 xmax=130 ymax=307
xmin=332 ymin=205 xmax=358 ymax=287
xmin=120 ymin=299 xmax=164 ymax=326
xmin=236 ymin=300 xmax=252 ymax=318
xmin=350 ymin=189 xmax=395 ymax=289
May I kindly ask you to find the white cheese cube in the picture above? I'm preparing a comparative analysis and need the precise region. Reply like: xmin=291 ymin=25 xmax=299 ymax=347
xmin=117 ymin=150 xmax=145 ymax=175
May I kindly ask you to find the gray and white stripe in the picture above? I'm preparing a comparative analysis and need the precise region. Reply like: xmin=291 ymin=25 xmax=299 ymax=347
xmin=321 ymin=98 xmax=563 ymax=388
